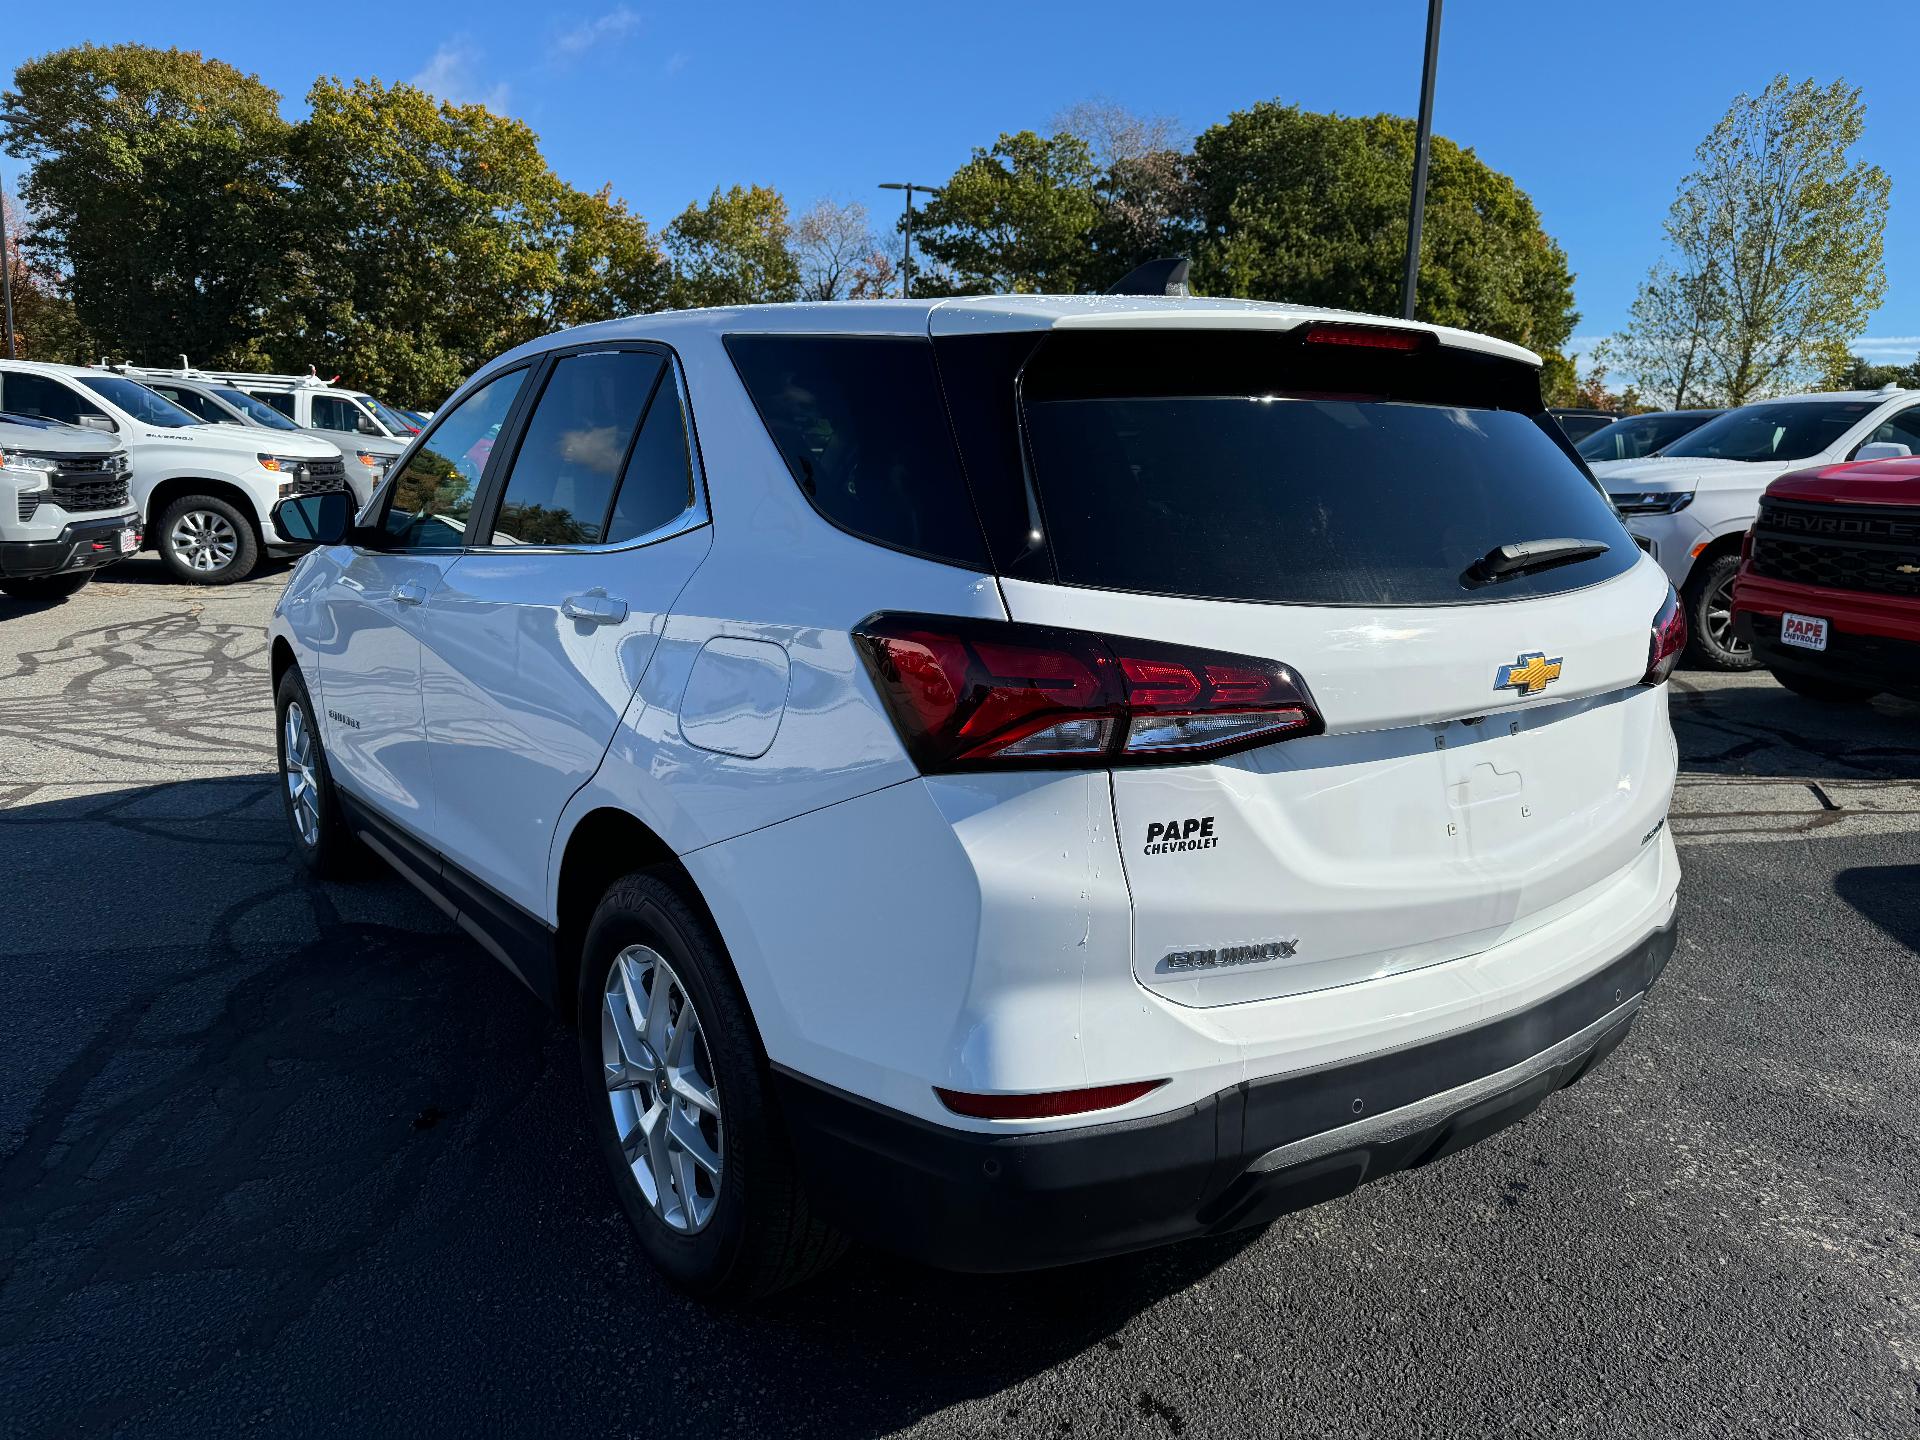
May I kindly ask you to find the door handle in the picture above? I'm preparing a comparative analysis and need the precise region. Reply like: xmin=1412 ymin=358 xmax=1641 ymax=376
xmin=390 ymin=581 xmax=429 ymax=606
xmin=562 ymin=591 xmax=629 ymax=625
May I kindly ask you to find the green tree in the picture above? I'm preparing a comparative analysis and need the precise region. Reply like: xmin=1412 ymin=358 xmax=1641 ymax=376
xmin=1612 ymin=76 xmax=1890 ymax=406
xmin=913 ymin=131 xmax=1103 ymax=294
xmin=2 ymin=190 xmax=91 ymax=362
xmin=1189 ymin=104 xmax=1577 ymax=359
xmin=1054 ymin=100 xmax=1200 ymax=289
xmin=0 ymin=44 xmax=292 ymax=366
xmin=278 ymin=78 xmax=666 ymax=406
xmin=1821 ymin=350 xmax=1920 ymax=391
xmin=665 ymin=185 xmax=799 ymax=308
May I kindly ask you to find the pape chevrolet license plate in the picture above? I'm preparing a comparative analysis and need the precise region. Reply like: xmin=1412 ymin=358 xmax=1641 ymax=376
xmin=118 ymin=527 xmax=139 ymax=554
xmin=1781 ymin=613 xmax=1829 ymax=652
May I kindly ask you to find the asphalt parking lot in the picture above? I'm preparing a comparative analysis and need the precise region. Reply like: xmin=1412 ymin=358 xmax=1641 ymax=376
xmin=3 ymin=560 xmax=1918 ymax=1438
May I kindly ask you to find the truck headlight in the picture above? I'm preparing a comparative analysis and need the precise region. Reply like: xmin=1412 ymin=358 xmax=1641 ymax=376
xmin=0 ymin=451 xmax=60 ymax=476
xmin=1611 ymin=491 xmax=1695 ymax=516
xmin=355 ymin=450 xmax=392 ymax=475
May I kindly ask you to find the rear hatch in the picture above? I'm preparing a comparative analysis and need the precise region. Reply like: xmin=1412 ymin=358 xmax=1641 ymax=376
xmin=942 ymin=323 xmax=1676 ymax=1007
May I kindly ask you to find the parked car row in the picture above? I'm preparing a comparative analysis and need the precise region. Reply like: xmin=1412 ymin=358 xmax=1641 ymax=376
xmin=0 ymin=358 xmax=424 ymax=586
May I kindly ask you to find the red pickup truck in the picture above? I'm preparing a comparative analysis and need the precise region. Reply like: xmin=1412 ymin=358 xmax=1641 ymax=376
xmin=1731 ymin=455 xmax=1920 ymax=703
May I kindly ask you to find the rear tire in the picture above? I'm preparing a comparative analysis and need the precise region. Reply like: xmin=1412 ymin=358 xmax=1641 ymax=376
xmin=578 ymin=873 xmax=845 ymax=1300
xmin=0 ymin=570 xmax=93 ymax=600
xmin=157 ymin=494 xmax=260 ymax=584
xmin=1683 ymin=553 xmax=1758 ymax=671
xmin=1771 ymin=669 xmax=1878 ymax=705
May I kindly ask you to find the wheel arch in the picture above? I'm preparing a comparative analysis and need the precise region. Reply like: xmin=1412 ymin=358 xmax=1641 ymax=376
xmin=550 ymin=806 xmax=730 ymax=1023
xmin=144 ymin=476 xmax=268 ymax=543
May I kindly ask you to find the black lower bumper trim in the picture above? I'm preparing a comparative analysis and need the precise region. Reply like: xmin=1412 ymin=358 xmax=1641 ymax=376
xmin=0 ymin=515 xmax=138 ymax=578
xmin=1735 ymin=614 xmax=1920 ymax=700
xmin=775 ymin=914 xmax=1678 ymax=1272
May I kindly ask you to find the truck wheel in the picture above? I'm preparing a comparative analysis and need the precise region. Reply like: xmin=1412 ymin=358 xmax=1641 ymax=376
xmin=274 ymin=668 xmax=362 ymax=879
xmin=1772 ymin=670 xmax=1878 ymax=705
xmin=1683 ymin=554 xmax=1758 ymax=671
xmin=157 ymin=495 xmax=260 ymax=584
xmin=0 ymin=571 xmax=93 ymax=600
xmin=579 ymin=873 xmax=846 ymax=1300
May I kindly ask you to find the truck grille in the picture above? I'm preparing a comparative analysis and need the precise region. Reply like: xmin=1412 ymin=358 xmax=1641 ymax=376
xmin=47 ymin=476 xmax=132 ymax=513
xmin=291 ymin=457 xmax=349 ymax=495
xmin=1750 ymin=499 xmax=1920 ymax=600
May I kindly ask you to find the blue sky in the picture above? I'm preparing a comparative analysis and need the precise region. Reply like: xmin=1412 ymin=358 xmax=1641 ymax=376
xmin=5 ymin=0 xmax=1917 ymax=367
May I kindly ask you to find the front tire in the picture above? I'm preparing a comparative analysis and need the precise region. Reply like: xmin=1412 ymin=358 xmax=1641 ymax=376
xmin=1771 ymin=669 xmax=1879 ymax=704
xmin=274 ymin=668 xmax=360 ymax=879
xmin=157 ymin=494 xmax=260 ymax=584
xmin=0 ymin=570 xmax=93 ymax=600
xmin=1684 ymin=553 xmax=1758 ymax=671
xmin=578 ymin=874 xmax=845 ymax=1300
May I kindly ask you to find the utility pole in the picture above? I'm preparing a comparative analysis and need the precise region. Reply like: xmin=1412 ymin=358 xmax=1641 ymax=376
xmin=879 ymin=182 xmax=943 ymax=299
xmin=1401 ymin=0 xmax=1443 ymax=320
xmin=0 ymin=183 xmax=17 ymax=360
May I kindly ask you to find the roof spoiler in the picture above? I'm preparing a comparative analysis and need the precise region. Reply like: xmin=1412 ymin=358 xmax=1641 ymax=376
xmin=1105 ymin=257 xmax=1191 ymax=298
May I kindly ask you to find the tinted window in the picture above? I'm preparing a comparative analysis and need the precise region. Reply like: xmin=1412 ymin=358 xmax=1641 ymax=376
xmin=1661 ymin=401 xmax=1877 ymax=462
xmin=380 ymin=369 xmax=526 ymax=549
xmin=725 ymin=335 xmax=988 ymax=568
xmin=149 ymin=385 xmax=231 ymax=423
xmin=1023 ymin=397 xmax=1634 ymax=607
xmin=312 ymin=394 xmax=379 ymax=435
xmin=1 ymin=372 xmax=95 ymax=425
xmin=77 ymin=376 xmax=200 ymax=427
xmin=492 ymin=351 xmax=664 ymax=547
xmin=607 ymin=370 xmax=696 ymax=544
xmin=1861 ymin=405 xmax=1920 ymax=454
xmin=1577 ymin=412 xmax=1718 ymax=463
xmin=214 ymin=387 xmax=300 ymax=431
xmin=252 ymin=390 xmax=296 ymax=419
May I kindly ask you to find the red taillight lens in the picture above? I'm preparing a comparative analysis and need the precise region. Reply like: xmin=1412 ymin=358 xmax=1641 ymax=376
xmin=934 ymin=1079 xmax=1166 ymax=1120
xmin=1644 ymin=588 xmax=1688 ymax=685
xmin=854 ymin=614 xmax=1322 ymax=772
xmin=1298 ymin=322 xmax=1433 ymax=352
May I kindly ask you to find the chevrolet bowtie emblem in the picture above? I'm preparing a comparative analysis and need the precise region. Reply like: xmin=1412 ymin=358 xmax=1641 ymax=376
xmin=1897 ymin=564 xmax=1920 ymax=576
xmin=1495 ymin=652 xmax=1564 ymax=696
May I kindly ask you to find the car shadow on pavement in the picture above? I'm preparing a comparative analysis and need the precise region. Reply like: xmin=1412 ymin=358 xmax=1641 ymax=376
xmin=1671 ymin=666 xmax=1920 ymax=780
xmin=1833 ymin=865 xmax=1920 ymax=952
xmin=0 ymin=776 xmax=1252 ymax=1438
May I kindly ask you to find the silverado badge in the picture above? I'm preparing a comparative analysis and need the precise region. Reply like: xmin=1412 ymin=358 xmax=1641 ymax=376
xmin=1495 ymin=651 xmax=1563 ymax=696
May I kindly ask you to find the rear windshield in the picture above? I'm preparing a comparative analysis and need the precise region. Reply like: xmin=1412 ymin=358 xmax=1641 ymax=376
xmin=1018 ymin=333 xmax=1634 ymax=607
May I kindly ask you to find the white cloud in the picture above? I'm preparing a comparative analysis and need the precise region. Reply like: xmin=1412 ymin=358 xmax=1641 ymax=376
xmin=411 ymin=37 xmax=511 ymax=110
xmin=549 ymin=7 xmax=642 ymax=63
xmin=1850 ymin=335 xmax=1920 ymax=360
xmin=664 ymin=51 xmax=691 ymax=76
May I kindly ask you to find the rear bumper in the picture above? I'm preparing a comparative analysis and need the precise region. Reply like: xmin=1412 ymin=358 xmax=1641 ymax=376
xmin=0 ymin=514 xmax=140 ymax=578
xmin=776 ymin=913 xmax=1678 ymax=1272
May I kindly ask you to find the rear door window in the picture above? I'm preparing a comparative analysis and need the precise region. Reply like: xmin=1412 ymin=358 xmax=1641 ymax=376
xmin=724 ymin=335 xmax=988 ymax=568
xmin=1018 ymin=331 xmax=1634 ymax=607
xmin=488 ymin=349 xmax=670 ymax=547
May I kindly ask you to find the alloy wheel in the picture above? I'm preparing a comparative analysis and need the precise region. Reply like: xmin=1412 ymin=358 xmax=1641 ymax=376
xmin=169 ymin=510 xmax=240 ymax=572
xmin=1704 ymin=572 xmax=1749 ymax=659
xmin=283 ymin=701 xmax=321 ymax=847
xmin=602 ymin=945 xmax=724 ymax=1233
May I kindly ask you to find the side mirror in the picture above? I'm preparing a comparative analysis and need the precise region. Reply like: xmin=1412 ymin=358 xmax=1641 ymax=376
xmin=1855 ymin=441 xmax=1912 ymax=462
xmin=77 ymin=414 xmax=117 ymax=433
xmin=271 ymin=491 xmax=354 ymax=546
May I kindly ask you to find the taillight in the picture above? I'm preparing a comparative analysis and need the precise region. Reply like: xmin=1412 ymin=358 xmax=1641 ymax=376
xmin=935 ymin=1079 xmax=1166 ymax=1120
xmin=853 ymin=614 xmax=1322 ymax=772
xmin=1643 ymin=588 xmax=1687 ymax=685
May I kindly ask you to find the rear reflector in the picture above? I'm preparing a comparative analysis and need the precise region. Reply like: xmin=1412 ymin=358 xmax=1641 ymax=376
xmin=1643 ymin=587 xmax=1688 ymax=685
xmin=853 ymin=614 xmax=1322 ymax=772
xmin=1298 ymin=322 xmax=1433 ymax=352
xmin=934 ymin=1079 xmax=1166 ymax=1120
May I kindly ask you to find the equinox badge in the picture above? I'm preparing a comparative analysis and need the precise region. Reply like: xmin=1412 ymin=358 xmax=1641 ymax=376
xmin=1494 ymin=651 xmax=1563 ymax=696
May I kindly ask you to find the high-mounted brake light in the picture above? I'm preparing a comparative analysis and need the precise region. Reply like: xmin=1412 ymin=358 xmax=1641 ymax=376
xmin=935 ymin=1079 xmax=1166 ymax=1120
xmin=1643 ymin=588 xmax=1688 ymax=686
xmin=853 ymin=614 xmax=1322 ymax=772
xmin=1297 ymin=322 xmax=1433 ymax=352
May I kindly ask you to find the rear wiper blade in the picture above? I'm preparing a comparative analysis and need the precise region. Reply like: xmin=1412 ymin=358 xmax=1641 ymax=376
xmin=1467 ymin=537 xmax=1610 ymax=584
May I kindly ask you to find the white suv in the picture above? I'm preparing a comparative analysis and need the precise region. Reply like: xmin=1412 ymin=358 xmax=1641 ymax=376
xmin=0 ymin=412 xmax=141 ymax=599
xmin=1594 ymin=386 xmax=1920 ymax=668
xmin=267 ymin=297 xmax=1685 ymax=1297
xmin=0 ymin=361 xmax=347 ymax=583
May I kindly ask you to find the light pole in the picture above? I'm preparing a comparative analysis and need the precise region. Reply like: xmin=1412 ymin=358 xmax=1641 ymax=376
xmin=879 ymin=181 xmax=943 ymax=299
xmin=1401 ymin=0 xmax=1442 ymax=320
